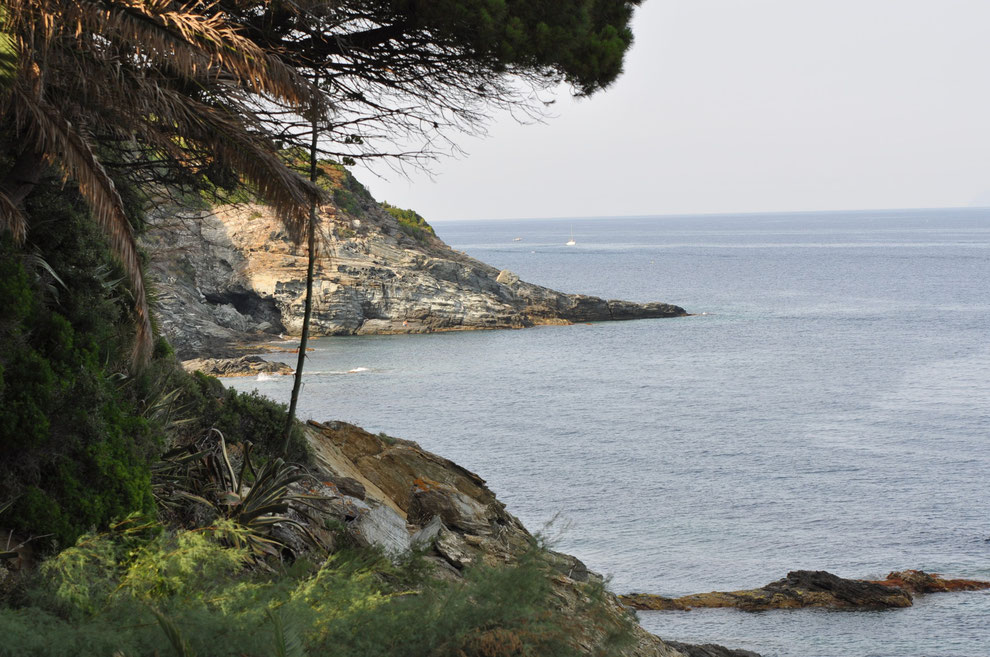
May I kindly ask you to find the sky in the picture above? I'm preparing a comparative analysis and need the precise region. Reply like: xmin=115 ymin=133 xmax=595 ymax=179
xmin=361 ymin=0 xmax=990 ymax=221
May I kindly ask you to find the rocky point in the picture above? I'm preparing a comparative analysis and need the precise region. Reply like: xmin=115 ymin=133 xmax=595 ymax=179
xmin=142 ymin=180 xmax=686 ymax=361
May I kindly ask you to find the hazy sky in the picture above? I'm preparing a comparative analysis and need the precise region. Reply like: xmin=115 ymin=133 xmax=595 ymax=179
xmin=362 ymin=0 xmax=990 ymax=221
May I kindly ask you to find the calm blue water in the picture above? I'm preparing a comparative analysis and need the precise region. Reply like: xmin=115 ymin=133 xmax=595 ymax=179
xmin=231 ymin=209 xmax=990 ymax=657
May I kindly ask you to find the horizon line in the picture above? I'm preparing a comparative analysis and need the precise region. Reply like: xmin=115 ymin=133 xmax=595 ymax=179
xmin=429 ymin=204 xmax=990 ymax=223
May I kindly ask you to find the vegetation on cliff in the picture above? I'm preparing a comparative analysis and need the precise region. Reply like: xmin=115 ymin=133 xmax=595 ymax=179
xmin=1 ymin=519 xmax=629 ymax=657
xmin=0 ymin=177 xmax=309 ymax=548
xmin=381 ymin=202 xmax=437 ymax=243
xmin=0 ymin=181 xmax=158 ymax=547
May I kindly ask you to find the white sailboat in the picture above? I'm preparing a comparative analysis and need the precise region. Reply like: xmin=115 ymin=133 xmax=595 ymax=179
xmin=566 ymin=228 xmax=576 ymax=246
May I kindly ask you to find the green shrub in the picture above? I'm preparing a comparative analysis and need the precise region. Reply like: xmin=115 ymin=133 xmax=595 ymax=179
xmin=381 ymin=202 xmax=436 ymax=242
xmin=170 ymin=371 xmax=309 ymax=463
xmin=0 ymin=191 xmax=160 ymax=547
xmin=1 ymin=523 xmax=622 ymax=657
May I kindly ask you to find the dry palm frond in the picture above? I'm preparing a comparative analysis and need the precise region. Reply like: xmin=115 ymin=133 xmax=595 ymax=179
xmin=48 ymin=48 xmax=318 ymax=233
xmin=10 ymin=84 xmax=153 ymax=365
xmin=153 ymin=432 xmax=327 ymax=561
xmin=5 ymin=0 xmax=313 ymax=106
xmin=0 ymin=189 xmax=28 ymax=242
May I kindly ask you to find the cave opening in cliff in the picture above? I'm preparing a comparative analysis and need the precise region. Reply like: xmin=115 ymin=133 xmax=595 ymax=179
xmin=203 ymin=289 xmax=285 ymax=332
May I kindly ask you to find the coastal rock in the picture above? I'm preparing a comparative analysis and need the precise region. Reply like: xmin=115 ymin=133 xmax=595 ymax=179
xmin=349 ymin=502 xmax=411 ymax=556
xmin=408 ymin=478 xmax=494 ymax=535
xmin=871 ymin=569 xmax=990 ymax=594
xmin=620 ymin=568 xmax=990 ymax=612
xmin=143 ymin=195 xmax=687 ymax=358
xmin=665 ymin=642 xmax=762 ymax=657
xmin=495 ymin=269 xmax=519 ymax=286
xmin=620 ymin=593 xmax=691 ymax=611
xmin=180 ymin=355 xmax=293 ymax=377
xmin=300 ymin=420 xmax=756 ymax=657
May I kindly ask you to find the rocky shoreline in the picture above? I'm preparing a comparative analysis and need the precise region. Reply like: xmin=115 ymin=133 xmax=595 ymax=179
xmin=143 ymin=191 xmax=686 ymax=361
xmin=299 ymin=420 xmax=759 ymax=657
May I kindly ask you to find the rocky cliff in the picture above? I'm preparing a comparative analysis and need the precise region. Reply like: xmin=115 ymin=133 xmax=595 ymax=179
xmin=142 ymin=179 xmax=686 ymax=358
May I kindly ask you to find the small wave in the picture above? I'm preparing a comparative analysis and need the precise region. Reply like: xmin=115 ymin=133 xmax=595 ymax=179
xmin=256 ymin=372 xmax=283 ymax=381
xmin=298 ymin=367 xmax=372 ymax=376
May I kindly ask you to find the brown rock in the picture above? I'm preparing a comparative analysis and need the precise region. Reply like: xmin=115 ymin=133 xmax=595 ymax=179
xmin=619 ymin=593 xmax=691 ymax=611
xmin=665 ymin=642 xmax=762 ymax=657
xmin=872 ymin=569 xmax=990 ymax=594
xmin=408 ymin=479 xmax=494 ymax=535
xmin=300 ymin=420 xmax=755 ymax=657
xmin=625 ymin=569 xmax=990 ymax=613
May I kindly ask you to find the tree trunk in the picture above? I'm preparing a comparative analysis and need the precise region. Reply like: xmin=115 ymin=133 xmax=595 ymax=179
xmin=282 ymin=108 xmax=321 ymax=455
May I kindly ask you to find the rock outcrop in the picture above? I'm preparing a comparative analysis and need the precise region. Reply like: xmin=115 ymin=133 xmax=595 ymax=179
xmin=300 ymin=420 xmax=756 ymax=657
xmin=143 ymin=192 xmax=686 ymax=358
xmin=869 ymin=569 xmax=990 ymax=594
xmin=180 ymin=355 xmax=293 ymax=377
xmin=620 ymin=569 xmax=990 ymax=612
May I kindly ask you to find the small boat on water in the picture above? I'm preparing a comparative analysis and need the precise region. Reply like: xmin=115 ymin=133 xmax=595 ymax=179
xmin=566 ymin=229 xmax=576 ymax=246
xmin=512 ymin=237 xmax=522 ymax=241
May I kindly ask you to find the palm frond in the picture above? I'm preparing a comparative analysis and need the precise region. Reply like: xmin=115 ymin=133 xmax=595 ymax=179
xmin=152 ymin=432 xmax=328 ymax=560
xmin=7 ymin=0 xmax=313 ymax=107
xmin=0 ymin=189 xmax=27 ymax=242
xmin=267 ymin=608 xmax=307 ymax=657
xmin=11 ymin=84 xmax=153 ymax=365
xmin=40 ymin=37 xmax=319 ymax=238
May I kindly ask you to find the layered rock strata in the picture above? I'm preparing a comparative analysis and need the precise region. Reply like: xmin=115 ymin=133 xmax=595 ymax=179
xmin=299 ymin=420 xmax=757 ymax=657
xmin=142 ymin=201 xmax=686 ymax=359
xmin=620 ymin=569 xmax=990 ymax=612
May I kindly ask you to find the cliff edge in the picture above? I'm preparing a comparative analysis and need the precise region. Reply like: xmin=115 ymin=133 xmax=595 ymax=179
xmin=142 ymin=174 xmax=686 ymax=358
xmin=302 ymin=420 xmax=758 ymax=657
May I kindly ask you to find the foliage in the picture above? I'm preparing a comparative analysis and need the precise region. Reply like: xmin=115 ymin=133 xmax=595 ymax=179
xmin=279 ymin=151 xmax=375 ymax=219
xmin=0 ymin=521 xmax=622 ymax=657
xmin=381 ymin=202 xmax=436 ymax=243
xmin=0 ymin=183 xmax=161 ymax=548
xmin=0 ymin=176 xmax=308 ymax=548
xmin=153 ymin=431 xmax=323 ymax=560
xmin=170 ymin=371 xmax=309 ymax=464
xmin=236 ymin=0 xmax=643 ymax=169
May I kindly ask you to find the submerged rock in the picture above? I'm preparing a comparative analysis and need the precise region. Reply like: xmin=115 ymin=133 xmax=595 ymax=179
xmin=621 ymin=569 xmax=989 ymax=612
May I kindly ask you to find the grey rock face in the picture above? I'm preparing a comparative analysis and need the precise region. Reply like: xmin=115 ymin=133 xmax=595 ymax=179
xmin=143 ymin=202 xmax=687 ymax=359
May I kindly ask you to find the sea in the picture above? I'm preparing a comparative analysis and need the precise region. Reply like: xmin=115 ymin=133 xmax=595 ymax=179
xmin=229 ymin=209 xmax=990 ymax=657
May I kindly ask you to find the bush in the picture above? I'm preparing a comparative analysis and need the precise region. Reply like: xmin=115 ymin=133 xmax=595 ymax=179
xmin=0 ymin=186 xmax=160 ymax=548
xmin=381 ymin=202 xmax=436 ymax=242
xmin=0 ymin=522 xmax=616 ymax=657
xmin=0 ymin=174 xmax=309 ymax=547
xmin=170 ymin=370 xmax=309 ymax=463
